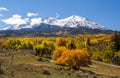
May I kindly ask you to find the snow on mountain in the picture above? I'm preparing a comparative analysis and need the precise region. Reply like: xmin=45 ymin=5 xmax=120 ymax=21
xmin=59 ymin=15 xmax=105 ymax=29
xmin=42 ymin=17 xmax=60 ymax=26
xmin=2 ymin=15 xmax=106 ymax=30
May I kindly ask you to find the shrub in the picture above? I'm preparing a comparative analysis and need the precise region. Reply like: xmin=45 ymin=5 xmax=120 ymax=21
xmin=92 ymin=51 xmax=103 ymax=61
xmin=42 ymin=69 xmax=51 ymax=75
xmin=52 ymin=47 xmax=67 ymax=61
xmin=52 ymin=48 xmax=91 ymax=69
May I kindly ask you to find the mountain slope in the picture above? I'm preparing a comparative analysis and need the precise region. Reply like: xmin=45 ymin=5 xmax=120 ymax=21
xmin=0 ymin=23 xmax=113 ymax=37
xmin=2 ymin=15 xmax=106 ymax=30
xmin=0 ymin=15 xmax=114 ymax=37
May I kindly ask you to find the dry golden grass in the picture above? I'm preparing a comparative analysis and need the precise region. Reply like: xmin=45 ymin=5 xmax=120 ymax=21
xmin=81 ymin=62 xmax=120 ymax=77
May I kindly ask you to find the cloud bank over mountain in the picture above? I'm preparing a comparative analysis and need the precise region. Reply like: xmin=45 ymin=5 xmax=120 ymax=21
xmin=2 ymin=14 xmax=29 ymax=26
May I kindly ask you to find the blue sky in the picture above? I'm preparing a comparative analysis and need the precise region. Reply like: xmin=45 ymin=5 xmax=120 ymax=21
xmin=0 ymin=0 xmax=120 ymax=30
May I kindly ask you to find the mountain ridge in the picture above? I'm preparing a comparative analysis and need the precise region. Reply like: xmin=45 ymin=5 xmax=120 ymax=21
xmin=1 ymin=15 xmax=106 ymax=30
xmin=0 ymin=23 xmax=114 ymax=37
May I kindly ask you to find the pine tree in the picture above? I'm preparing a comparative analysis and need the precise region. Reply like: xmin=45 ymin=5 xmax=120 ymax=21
xmin=67 ymin=41 xmax=76 ymax=50
xmin=86 ymin=38 xmax=91 ymax=46
xmin=112 ymin=31 xmax=120 ymax=52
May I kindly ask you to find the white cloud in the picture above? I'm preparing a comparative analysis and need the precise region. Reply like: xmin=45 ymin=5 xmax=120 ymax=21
xmin=30 ymin=18 xmax=42 ymax=26
xmin=2 ymin=14 xmax=29 ymax=25
xmin=0 ymin=7 xmax=8 ymax=11
xmin=55 ymin=13 xmax=60 ymax=18
xmin=27 ymin=12 xmax=38 ymax=17
xmin=0 ymin=14 xmax=3 ymax=17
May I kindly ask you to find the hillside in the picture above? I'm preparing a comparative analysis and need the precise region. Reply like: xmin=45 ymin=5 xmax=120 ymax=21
xmin=1 ymin=0 xmax=120 ymax=78
xmin=0 ymin=25 xmax=113 ymax=37
xmin=0 ymin=33 xmax=120 ymax=78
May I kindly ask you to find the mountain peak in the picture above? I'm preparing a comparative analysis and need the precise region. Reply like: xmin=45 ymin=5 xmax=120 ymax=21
xmin=62 ymin=15 xmax=86 ymax=22
xmin=1 ymin=15 xmax=106 ymax=30
xmin=69 ymin=15 xmax=85 ymax=19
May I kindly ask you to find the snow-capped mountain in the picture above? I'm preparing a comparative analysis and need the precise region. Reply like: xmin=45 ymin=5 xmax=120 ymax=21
xmin=2 ymin=15 xmax=106 ymax=30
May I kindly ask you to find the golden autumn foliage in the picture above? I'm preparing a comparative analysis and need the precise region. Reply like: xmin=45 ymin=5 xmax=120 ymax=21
xmin=3 ymin=38 xmax=34 ymax=49
xmin=56 ymin=38 xmax=71 ymax=47
xmin=52 ymin=47 xmax=67 ymax=61
xmin=34 ymin=40 xmax=55 ymax=60
xmin=52 ymin=47 xmax=91 ymax=69
xmin=1 ymin=34 xmax=118 ymax=66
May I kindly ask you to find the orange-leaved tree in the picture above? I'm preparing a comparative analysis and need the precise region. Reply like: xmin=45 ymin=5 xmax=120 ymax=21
xmin=52 ymin=47 xmax=67 ymax=61
xmin=52 ymin=48 xmax=91 ymax=69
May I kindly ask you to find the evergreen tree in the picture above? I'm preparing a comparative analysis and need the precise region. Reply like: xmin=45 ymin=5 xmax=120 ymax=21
xmin=86 ymin=38 xmax=91 ymax=46
xmin=112 ymin=31 xmax=120 ymax=52
xmin=67 ymin=41 xmax=76 ymax=50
